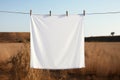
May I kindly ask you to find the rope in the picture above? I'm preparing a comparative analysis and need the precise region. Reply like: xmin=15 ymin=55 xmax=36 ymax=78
xmin=86 ymin=11 xmax=120 ymax=15
xmin=0 ymin=11 xmax=29 ymax=14
xmin=1 ymin=10 xmax=120 ymax=15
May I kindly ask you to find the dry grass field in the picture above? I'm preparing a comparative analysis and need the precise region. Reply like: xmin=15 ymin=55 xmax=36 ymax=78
xmin=0 ymin=33 xmax=120 ymax=80
xmin=0 ymin=32 xmax=30 ymax=43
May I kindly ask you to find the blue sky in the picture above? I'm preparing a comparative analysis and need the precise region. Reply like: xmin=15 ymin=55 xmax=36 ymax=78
xmin=0 ymin=0 xmax=120 ymax=36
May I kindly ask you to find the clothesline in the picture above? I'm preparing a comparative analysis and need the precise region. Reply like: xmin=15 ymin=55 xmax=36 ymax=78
xmin=86 ymin=11 xmax=120 ymax=15
xmin=0 ymin=11 xmax=29 ymax=14
xmin=1 ymin=10 xmax=120 ymax=15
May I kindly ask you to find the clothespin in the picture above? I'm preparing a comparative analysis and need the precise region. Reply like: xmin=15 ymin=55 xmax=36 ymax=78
xmin=66 ymin=11 xmax=68 ymax=16
xmin=49 ymin=11 xmax=51 ymax=16
xmin=30 ymin=10 xmax=32 ymax=16
xmin=83 ymin=10 xmax=85 ymax=16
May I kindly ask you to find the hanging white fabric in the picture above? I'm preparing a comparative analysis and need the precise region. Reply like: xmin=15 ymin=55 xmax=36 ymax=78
xmin=30 ymin=14 xmax=85 ymax=69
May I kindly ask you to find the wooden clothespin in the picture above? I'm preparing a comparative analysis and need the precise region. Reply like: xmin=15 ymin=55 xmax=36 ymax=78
xmin=83 ymin=10 xmax=85 ymax=16
xmin=30 ymin=10 xmax=32 ymax=16
xmin=66 ymin=11 xmax=68 ymax=16
xmin=49 ymin=11 xmax=51 ymax=16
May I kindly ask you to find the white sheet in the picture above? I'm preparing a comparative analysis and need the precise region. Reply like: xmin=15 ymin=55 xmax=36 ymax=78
xmin=30 ymin=14 xmax=85 ymax=69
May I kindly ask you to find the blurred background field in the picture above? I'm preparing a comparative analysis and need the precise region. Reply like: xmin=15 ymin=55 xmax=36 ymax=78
xmin=0 ymin=32 xmax=120 ymax=80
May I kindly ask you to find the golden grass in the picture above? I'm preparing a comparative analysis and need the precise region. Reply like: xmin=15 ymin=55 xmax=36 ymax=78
xmin=0 ymin=43 xmax=23 ymax=62
xmin=0 ymin=42 xmax=120 ymax=80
